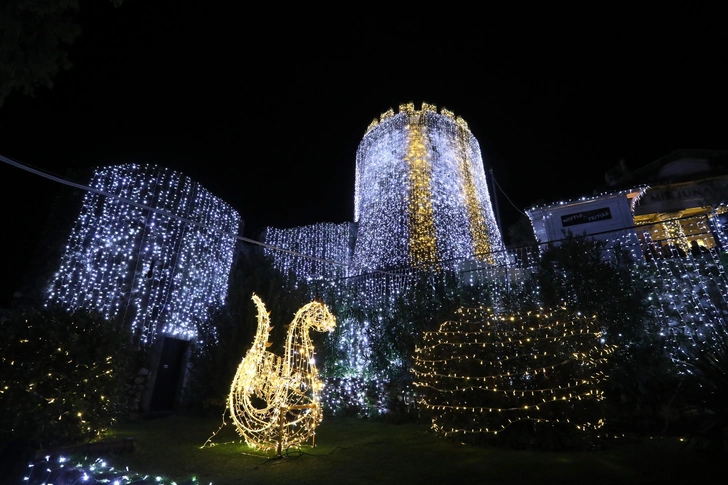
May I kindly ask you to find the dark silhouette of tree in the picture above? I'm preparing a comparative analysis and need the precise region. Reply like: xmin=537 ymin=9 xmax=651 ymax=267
xmin=0 ymin=0 xmax=123 ymax=107
xmin=0 ymin=305 xmax=134 ymax=482
xmin=677 ymin=322 xmax=728 ymax=453
xmin=604 ymin=158 xmax=631 ymax=187
xmin=505 ymin=213 xmax=537 ymax=249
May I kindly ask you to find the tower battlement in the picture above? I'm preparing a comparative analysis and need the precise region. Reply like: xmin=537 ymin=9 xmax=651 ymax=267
xmin=365 ymin=101 xmax=469 ymax=135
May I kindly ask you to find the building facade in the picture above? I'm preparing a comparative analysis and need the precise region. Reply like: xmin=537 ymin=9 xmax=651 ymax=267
xmin=526 ymin=150 xmax=728 ymax=260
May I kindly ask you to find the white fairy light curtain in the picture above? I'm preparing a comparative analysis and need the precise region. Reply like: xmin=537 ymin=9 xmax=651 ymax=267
xmin=352 ymin=102 xmax=507 ymax=272
xmin=45 ymin=163 xmax=240 ymax=346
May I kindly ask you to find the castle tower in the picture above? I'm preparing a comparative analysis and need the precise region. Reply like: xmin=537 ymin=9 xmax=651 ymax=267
xmin=352 ymin=102 xmax=506 ymax=273
xmin=45 ymin=163 xmax=241 ymax=346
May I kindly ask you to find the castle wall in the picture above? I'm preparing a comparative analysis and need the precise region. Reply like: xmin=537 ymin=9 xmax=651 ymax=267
xmin=262 ymin=222 xmax=355 ymax=281
xmin=46 ymin=163 xmax=240 ymax=346
xmin=352 ymin=103 xmax=506 ymax=273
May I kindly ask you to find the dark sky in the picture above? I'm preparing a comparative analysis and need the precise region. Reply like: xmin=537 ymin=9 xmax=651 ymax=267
xmin=1 ymin=1 xmax=726 ymax=306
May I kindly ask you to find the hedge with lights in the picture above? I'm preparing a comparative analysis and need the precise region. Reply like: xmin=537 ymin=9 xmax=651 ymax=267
xmin=0 ymin=306 xmax=134 ymax=454
xmin=412 ymin=306 xmax=616 ymax=449
xmin=317 ymin=268 xmax=496 ymax=419
xmin=517 ymin=232 xmax=683 ymax=433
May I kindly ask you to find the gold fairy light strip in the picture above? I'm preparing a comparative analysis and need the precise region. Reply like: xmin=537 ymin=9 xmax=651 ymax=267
xmin=406 ymin=122 xmax=440 ymax=269
xmin=411 ymin=306 xmax=615 ymax=438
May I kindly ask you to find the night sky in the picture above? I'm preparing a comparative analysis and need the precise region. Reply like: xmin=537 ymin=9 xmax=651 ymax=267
xmin=1 ymin=1 xmax=726 ymax=307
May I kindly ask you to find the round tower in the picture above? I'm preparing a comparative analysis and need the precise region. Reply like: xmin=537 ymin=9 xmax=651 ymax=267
xmin=352 ymin=102 xmax=505 ymax=273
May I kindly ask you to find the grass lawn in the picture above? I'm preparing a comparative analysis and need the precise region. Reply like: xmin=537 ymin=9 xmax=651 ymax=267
xmin=35 ymin=413 xmax=717 ymax=485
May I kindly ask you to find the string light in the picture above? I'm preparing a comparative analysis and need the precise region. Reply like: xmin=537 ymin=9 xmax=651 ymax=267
xmin=353 ymin=102 xmax=506 ymax=272
xmin=22 ymin=455 xmax=200 ymax=485
xmin=263 ymin=222 xmax=354 ymax=282
xmin=225 ymin=294 xmax=336 ymax=455
xmin=260 ymin=103 xmax=509 ymax=413
xmin=45 ymin=163 xmax=240 ymax=346
xmin=264 ymin=102 xmax=507 ymax=282
xmin=412 ymin=306 xmax=615 ymax=437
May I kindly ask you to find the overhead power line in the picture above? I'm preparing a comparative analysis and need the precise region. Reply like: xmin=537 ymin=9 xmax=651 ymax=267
xmin=489 ymin=169 xmax=528 ymax=218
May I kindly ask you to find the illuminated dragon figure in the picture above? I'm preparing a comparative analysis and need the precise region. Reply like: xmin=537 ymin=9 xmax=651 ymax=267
xmin=227 ymin=293 xmax=336 ymax=455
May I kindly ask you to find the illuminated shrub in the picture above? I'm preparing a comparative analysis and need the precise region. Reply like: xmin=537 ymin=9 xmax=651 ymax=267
xmin=0 ymin=306 xmax=134 ymax=451
xmin=412 ymin=306 xmax=615 ymax=449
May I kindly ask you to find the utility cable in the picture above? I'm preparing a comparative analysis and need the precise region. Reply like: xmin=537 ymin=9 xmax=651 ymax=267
xmin=1 ymin=153 xmax=498 ymax=278
xmin=490 ymin=170 xmax=528 ymax=218
xmin=0 ymin=153 xmax=350 ymax=269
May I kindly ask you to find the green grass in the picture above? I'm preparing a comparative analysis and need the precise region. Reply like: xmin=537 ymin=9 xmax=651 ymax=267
xmin=35 ymin=414 xmax=727 ymax=485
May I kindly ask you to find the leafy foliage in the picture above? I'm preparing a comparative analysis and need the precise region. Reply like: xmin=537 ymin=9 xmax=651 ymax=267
xmin=507 ymin=233 xmax=678 ymax=434
xmin=316 ymin=289 xmax=386 ymax=417
xmin=677 ymin=322 xmax=728 ymax=452
xmin=505 ymin=213 xmax=538 ymax=249
xmin=0 ymin=0 xmax=81 ymax=107
xmin=532 ymin=234 xmax=647 ymax=340
xmin=381 ymin=271 xmax=492 ymax=387
xmin=0 ymin=305 xmax=134 ymax=452
xmin=318 ymin=269 xmax=493 ymax=419
xmin=0 ymin=0 xmax=124 ymax=107
xmin=413 ymin=306 xmax=613 ymax=450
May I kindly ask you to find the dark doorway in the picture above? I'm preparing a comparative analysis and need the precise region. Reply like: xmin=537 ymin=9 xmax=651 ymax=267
xmin=149 ymin=337 xmax=189 ymax=412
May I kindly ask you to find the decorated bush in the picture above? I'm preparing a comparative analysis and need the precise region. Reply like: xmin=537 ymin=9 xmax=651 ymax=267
xmin=0 ymin=306 xmax=133 ymax=452
xmin=412 ymin=306 xmax=615 ymax=449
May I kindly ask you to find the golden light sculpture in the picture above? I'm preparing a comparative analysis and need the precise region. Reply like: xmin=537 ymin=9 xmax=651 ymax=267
xmin=227 ymin=293 xmax=336 ymax=456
